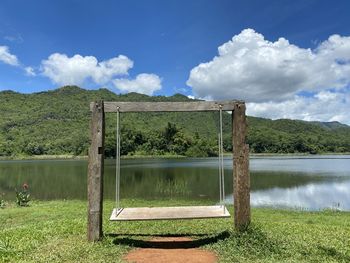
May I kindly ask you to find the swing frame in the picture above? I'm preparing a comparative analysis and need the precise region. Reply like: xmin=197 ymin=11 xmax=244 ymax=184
xmin=110 ymin=104 xmax=228 ymax=221
xmin=87 ymin=100 xmax=250 ymax=241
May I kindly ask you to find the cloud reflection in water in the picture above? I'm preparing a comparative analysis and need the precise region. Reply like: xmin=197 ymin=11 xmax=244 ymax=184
xmin=226 ymin=180 xmax=350 ymax=211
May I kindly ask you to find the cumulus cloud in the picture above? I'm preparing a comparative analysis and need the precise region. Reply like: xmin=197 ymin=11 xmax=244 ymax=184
xmin=24 ymin=66 xmax=36 ymax=76
xmin=187 ymin=29 xmax=350 ymax=102
xmin=41 ymin=53 xmax=133 ymax=85
xmin=247 ymin=90 xmax=350 ymax=124
xmin=113 ymin=73 xmax=162 ymax=95
xmin=1 ymin=47 xmax=162 ymax=95
xmin=0 ymin=45 xmax=19 ymax=66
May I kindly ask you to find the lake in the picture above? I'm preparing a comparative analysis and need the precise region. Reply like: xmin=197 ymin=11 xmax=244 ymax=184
xmin=0 ymin=155 xmax=349 ymax=211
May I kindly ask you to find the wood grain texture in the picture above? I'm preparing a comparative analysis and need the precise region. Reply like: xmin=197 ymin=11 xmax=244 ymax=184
xmin=110 ymin=206 xmax=230 ymax=221
xmin=87 ymin=101 xmax=105 ymax=241
xmin=90 ymin=101 xmax=241 ymax=112
xmin=232 ymin=102 xmax=251 ymax=231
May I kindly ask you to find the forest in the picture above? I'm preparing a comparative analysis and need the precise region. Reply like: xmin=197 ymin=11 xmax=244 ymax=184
xmin=0 ymin=86 xmax=349 ymax=157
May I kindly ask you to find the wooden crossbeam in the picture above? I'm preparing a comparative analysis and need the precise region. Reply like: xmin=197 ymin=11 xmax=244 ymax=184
xmin=89 ymin=101 xmax=242 ymax=112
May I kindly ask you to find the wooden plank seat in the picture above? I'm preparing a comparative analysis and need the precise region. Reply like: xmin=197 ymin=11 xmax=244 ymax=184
xmin=110 ymin=205 xmax=230 ymax=221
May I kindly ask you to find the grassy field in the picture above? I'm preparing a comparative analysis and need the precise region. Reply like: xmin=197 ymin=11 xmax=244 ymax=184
xmin=1 ymin=199 xmax=349 ymax=262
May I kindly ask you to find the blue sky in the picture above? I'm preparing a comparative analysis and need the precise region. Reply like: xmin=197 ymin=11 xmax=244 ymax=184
xmin=1 ymin=0 xmax=350 ymax=123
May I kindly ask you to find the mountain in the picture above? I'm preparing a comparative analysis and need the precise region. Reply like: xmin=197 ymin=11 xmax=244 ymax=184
xmin=246 ymin=117 xmax=350 ymax=153
xmin=0 ymin=86 xmax=349 ymax=157
xmin=310 ymin=121 xmax=349 ymax=130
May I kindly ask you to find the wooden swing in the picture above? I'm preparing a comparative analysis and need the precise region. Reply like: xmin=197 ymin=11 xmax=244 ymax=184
xmin=87 ymin=101 xmax=250 ymax=242
xmin=110 ymin=105 xmax=230 ymax=221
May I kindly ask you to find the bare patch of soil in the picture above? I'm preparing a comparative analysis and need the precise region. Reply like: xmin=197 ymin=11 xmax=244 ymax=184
xmin=124 ymin=237 xmax=217 ymax=263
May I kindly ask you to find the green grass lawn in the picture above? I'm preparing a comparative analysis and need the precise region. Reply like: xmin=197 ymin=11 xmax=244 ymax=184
xmin=1 ymin=200 xmax=349 ymax=262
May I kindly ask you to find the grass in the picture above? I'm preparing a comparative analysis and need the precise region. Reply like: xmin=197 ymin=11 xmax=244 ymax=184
xmin=0 ymin=200 xmax=349 ymax=263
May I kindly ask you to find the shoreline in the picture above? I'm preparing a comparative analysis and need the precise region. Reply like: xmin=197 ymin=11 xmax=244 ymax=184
xmin=0 ymin=152 xmax=349 ymax=161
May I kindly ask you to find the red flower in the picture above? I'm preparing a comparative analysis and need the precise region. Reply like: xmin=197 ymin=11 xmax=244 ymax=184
xmin=22 ymin=183 xmax=29 ymax=190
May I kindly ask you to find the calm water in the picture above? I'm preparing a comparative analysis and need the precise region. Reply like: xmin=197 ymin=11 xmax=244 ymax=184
xmin=0 ymin=155 xmax=349 ymax=211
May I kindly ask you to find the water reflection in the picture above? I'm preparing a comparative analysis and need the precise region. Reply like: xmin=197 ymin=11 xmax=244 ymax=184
xmin=248 ymin=180 xmax=350 ymax=210
xmin=251 ymin=156 xmax=350 ymax=175
xmin=0 ymin=156 xmax=349 ymax=211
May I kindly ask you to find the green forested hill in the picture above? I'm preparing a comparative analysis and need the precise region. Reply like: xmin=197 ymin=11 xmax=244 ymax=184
xmin=0 ymin=86 xmax=349 ymax=157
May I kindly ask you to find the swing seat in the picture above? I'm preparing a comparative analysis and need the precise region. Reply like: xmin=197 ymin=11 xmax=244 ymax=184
xmin=110 ymin=205 xmax=230 ymax=221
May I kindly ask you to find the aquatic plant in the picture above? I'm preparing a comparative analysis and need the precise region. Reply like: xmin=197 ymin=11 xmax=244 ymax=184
xmin=0 ymin=192 xmax=6 ymax=208
xmin=155 ymin=178 xmax=191 ymax=196
xmin=15 ymin=183 xmax=30 ymax=206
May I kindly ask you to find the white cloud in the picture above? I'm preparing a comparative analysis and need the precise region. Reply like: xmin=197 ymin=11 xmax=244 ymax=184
xmin=247 ymin=90 xmax=350 ymax=124
xmin=187 ymin=29 xmax=350 ymax=102
xmin=187 ymin=29 xmax=350 ymax=124
xmin=41 ymin=53 xmax=133 ymax=85
xmin=0 ymin=45 xmax=37 ymax=77
xmin=113 ymin=73 xmax=162 ymax=95
xmin=24 ymin=66 xmax=36 ymax=76
xmin=0 ymin=45 xmax=19 ymax=66
xmin=25 ymin=51 xmax=163 ymax=95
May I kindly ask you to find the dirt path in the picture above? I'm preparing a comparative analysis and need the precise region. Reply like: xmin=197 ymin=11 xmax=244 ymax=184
xmin=124 ymin=237 xmax=218 ymax=263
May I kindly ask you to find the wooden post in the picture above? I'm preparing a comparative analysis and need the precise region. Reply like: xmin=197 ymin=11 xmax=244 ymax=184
xmin=232 ymin=102 xmax=250 ymax=231
xmin=87 ymin=100 xmax=105 ymax=241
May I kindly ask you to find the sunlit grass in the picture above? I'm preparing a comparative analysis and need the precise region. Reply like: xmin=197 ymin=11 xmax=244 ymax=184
xmin=1 ymin=200 xmax=349 ymax=262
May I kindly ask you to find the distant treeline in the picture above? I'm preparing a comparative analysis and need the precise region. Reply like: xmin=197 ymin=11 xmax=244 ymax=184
xmin=0 ymin=86 xmax=349 ymax=157
xmin=104 ymin=122 xmax=219 ymax=157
